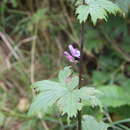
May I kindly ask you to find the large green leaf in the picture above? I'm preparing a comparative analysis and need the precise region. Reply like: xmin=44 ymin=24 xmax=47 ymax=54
xmin=98 ymin=85 xmax=130 ymax=107
xmin=76 ymin=0 xmax=121 ymax=24
xmin=28 ymin=67 xmax=102 ymax=118
xmin=82 ymin=115 xmax=109 ymax=130
xmin=28 ymin=67 xmax=80 ymax=117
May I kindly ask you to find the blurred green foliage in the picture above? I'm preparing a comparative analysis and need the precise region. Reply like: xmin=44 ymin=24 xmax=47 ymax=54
xmin=0 ymin=0 xmax=130 ymax=129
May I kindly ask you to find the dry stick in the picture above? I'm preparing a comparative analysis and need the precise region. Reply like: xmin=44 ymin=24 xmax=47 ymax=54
xmin=0 ymin=32 xmax=19 ymax=60
xmin=6 ymin=33 xmax=23 ymax=58
xmin=78 ymin=1 xmax=85 ymax=130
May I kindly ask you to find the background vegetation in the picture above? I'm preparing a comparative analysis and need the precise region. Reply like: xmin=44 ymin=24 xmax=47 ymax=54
xmin=0 ymin=0 xmax=130 ymax=129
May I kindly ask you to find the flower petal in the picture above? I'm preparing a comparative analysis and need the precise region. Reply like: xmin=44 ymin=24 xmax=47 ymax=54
xmin=64 ymin=51 xmax=78 ymax=63
xmin=68 ymin=45 xmax=80 ymax=58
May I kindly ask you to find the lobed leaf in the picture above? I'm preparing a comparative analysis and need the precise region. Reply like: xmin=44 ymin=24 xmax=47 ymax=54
xmin=76 ymin=0 xmax=121 ymax=25
xmin=28 ymin=67 xmax=102 ymax=118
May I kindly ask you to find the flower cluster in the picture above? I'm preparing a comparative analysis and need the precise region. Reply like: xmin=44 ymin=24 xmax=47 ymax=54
xmin=64 ymin=45 xmax=80 ymax=63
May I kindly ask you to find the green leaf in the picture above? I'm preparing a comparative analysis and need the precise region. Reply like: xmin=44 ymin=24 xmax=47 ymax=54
xmin=80 ymin=87 xmax=103 ymax=107
xmin=80 ymin=87 xmax=102 ymax=97
xmin=28 ymin=82 xmax=67 ymax=115
xmin=29 ymin=82 xmax=82 ymax=118
xmin=32 ymin=80 xmax=61 ymax=91
xmin=82 ymin=115 xmax=109 ymax=130
xmin=28 ymin=67 xmax=102 ymax=118
xmin=76 ymin=5 xmax=90 ymax=23
xmin=58 ymin=66 xmax=72 ymax=83
xmin=66 ymin=76 xmax=79 ymax=90
xmin=92 ymin=71 xmax=110 ymax=86
xmin=98 ymin=85 xmax=130 ymax=107
xmin=115 ymin=0 xmax=130 ymax=13
xmin=57 ymin=89 xmax=82 ymax=117
xmin=76 ymin=0 xmax=121 ymax=24
xmin=28 ymin=67 xmax=80 ymax=118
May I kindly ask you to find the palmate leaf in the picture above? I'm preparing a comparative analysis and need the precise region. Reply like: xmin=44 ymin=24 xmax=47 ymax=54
xmin=28 ymin=67 xmax=102 ymax=118
xmin=82 ymin=115 xmax=109 ymax=130
xmin=76 ymin=0 xmax=121 ymax=25
xmin=28 ymin=67 xmax=80 ymax=117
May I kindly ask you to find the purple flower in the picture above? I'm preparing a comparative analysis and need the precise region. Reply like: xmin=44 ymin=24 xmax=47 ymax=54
xmin=64 ymin=45 xmax=80 ymax=63
xmin=69 ymin=45 xmax=80 ymax=58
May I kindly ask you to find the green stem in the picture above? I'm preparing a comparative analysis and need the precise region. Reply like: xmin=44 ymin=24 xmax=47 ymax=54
xmin=78 ymin=0 xmax=85 ymax=130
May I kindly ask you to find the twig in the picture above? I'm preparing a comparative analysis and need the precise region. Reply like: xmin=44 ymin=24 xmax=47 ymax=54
xmin=0 ymin=32 xmax=19 ymax=60
xmin=18 ymin=36 xmax=37 ymax=46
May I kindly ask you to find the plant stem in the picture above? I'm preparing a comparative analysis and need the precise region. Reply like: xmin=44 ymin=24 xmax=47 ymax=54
xmin=79 ymin=19 xmax=85 ymax=89
xmin=78 ymin=0 xmax=85 ymax=129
